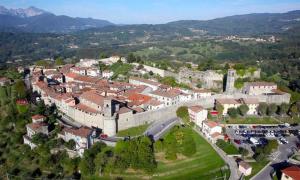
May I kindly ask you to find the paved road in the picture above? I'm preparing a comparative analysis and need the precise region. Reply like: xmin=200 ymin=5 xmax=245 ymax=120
xmin=145 ymin=117 xmax=180 ymax=141
xmin=251 ymin=136 xmax=299 ymax=180
xmin=193 ymin=128 xmax=241 ymax=180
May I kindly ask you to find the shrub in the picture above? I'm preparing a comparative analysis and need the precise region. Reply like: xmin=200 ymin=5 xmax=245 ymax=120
xmin=228 ymin=108 xmax=238 ymax=118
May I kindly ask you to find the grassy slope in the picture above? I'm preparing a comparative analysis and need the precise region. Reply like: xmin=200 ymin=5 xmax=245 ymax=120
xmin=119 ymin=128 xmax=228 ymax=179
xmin=153 ymin=128 xmax=228 ymax=179
xmin=224 ymin=116 xmax=280 ymax=124
xmin=116 ymin=124 xmax=149 ymax=137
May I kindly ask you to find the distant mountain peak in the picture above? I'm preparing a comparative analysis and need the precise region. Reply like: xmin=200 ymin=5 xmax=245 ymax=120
xmin=0 ymin=5 xmax=50 ymax=18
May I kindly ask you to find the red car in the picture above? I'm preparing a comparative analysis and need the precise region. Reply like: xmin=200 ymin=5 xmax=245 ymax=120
xmin=100 ymin=134 xmax=108 ymax=139
xmin=234 ymin=139 xmax=241 ymax=144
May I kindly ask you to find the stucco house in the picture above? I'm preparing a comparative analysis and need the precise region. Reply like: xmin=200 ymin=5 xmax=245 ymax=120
xmin=58 ymin=126 xmax=93 ymax=156
xmin=242 ymin=82 xmax=277 ymax=95
xmin=215 ymin=98 xmax=241 ymax=116
xmin=202 ymin=121 xmax=223 ymax=143
xmin=238 ymin=161 xmax=252 ymax=176
xmin=23 ymin=122 xmax=49 ymax=149
xmin=188 ymin=105 xmax=208 ymax=127
xmin=281 ymin=166 xmax=300 ymax=180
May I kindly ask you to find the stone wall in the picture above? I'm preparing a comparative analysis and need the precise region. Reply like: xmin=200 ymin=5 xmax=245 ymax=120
xmin=121 ymin=92 xmax=291 ymax=130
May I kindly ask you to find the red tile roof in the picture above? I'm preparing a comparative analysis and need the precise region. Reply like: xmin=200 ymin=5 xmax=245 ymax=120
xmin=63 ymin=126 xmax=92 ymax=138
xmin=31 ymin=114 xmax=46 ymax=120
xmin=193 ymin=89 xmax=211 ymax=93
xmin=281 ymin=166 xmax=300 ymax=179
xmin=151 ymin=89 xmax=180 ymax=98
xmin=216 ymin=98 xmax=240 ymax=105
xmin=146 ymin=99 xmax=163 ymax=106
xmin=65 ymin=72 xmax=79 ymax=79
xmin=75 ymin=103 xmax=99 ymax=114
xmin=118 ymin=107 xmax=132 ymax=114
xmin=80 ymin=90 xmax=104 ymax=105
xmin=130 ymin=76 xmax=161 ymax=86
xmin=211 ymin=132 xmax=222 ymax=138
xmin=27 ymin=122 xmax=48 ymax=131
xmin=204 ymin=121 xmax=219 ymax=128
xmin=239 ymin=98 xmax=259 ymax=104
xmin=189 ymin=105 xmax=204 ymax=113
xmin=128 ymin=93 xmax=152 ymax=104
xmin=271 ymin=89 xmax=286 ymax=95
xmin=239 ymin=161 xmax=251 ymax=170
xmin=247 ymin=82 xmax=276 ymax=87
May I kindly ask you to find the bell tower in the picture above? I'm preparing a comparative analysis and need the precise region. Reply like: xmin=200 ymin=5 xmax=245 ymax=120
xmin=225 ymin=69 xmax=236 ymax=94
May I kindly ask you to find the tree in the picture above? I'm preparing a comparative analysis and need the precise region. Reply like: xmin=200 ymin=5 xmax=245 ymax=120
xmin=216 ymin=104 xmax=224 ymax=117
xmin=238 ymin=104 xmax=249 ymax=116
xmin=176 ymin=106 xmax=189 ymax=124
xmin=267 ymin=104 xmax=278 ymax=116
xmin=258 ymin=103 xmax=268 ymax=116
xmin=14 ymin=80 xmax=26 ymax=98
xmin=99 ymin=53 xmax=108 ymax=59
xmin=228 ymin=108 xmax=238 ymax=118
xmin=98 ymin=61 xmax=108 ymax=71
xmin=137 ymin=64 xmax=144 ymax=70
xmin=290 ymin=102 xmax=300 ymax=118
xmin=31 ymin=133 xmax=48 ymax=145
xmin=127 ymin=53 xmax=136 ymax=63
xmin=55 ymin=58 xmax=64 ymax=66
xmin=65 ymin=139 xmax=76 ymax=150
xmin=149 ymin=71 xmax=154 ymax=76
xmin=154 ymin=140 xmax=164 ymax=152
xmin=238 ymin=147 xmax=249 ymax=157
xmin=278 ymin=103 xmax=289 ymax=116
xmin=35 ymin=100 xmax=46 ymax=115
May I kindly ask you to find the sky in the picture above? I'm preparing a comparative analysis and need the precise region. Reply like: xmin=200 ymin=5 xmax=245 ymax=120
xmin=1 ymin=0 xmax=300 ymax=24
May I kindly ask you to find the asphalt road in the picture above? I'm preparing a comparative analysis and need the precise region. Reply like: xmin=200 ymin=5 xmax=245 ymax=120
xmin=193 ymin=128 xmax=241 ymax=180
xmin=251 ymin=136 xmax=298 ymax=180
xmin=144 ymin=117 xmax=180 ymax=141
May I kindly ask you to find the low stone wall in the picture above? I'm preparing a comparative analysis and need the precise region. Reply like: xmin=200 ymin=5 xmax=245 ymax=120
xmin=125 ymin=92 xmax=290 ymax=130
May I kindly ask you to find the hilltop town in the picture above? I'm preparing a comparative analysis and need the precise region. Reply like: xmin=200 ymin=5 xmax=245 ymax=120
xmin=0 ymin=53 xmax=298 ymax=179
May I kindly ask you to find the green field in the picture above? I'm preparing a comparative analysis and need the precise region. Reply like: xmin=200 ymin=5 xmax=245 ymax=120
xmin=116 ymin=124 xmax=149 ymax=137
xmin=245 ymin=160 xmax=269 ymax=180
xmin=114 ymin=128 xmax=229 ymax=179
xmin=224 ymin=116 xmax=280 ymax=124
xmin=216 ymin=139 xmax=239 ymax=155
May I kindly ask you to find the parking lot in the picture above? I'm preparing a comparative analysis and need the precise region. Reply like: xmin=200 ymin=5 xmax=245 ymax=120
xmin=225 ymin=124 xmax=300 ymax=153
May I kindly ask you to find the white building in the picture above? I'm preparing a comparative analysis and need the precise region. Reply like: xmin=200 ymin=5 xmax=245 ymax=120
xmin=31 ymin=114 xmax=46 ymax=123
xmin=188 ymin=105 xmax=208 ymax=127
xmin=281 ymin=166 xmax=300 ymax=180
xmin=23 ymin=122 xmax=49 ymax=149
xmin=192 ymin=89 xmax=212 ymax=99
xmin=149 ymin=89 xmax=180 ymax=106
xmin=102 ymin=70 xmax=114 ymax=79
xmin=145 ymin=99 xmax=164 ymax=111
xmin=238 ymin=161 xmax=252 ymax=176
xmin=202 ymin=121 xmax=223 ymax=143
xmin=215 ymin=99 xmax=241 ymax=116
xmin=239 ymin=98 xmax=259 ymax=115
xmin=87 ymin=67 xmax=101 ymax=77
xmin=77 ymin=59 xmax=99 ymax=67
xmin=70 ymin=67 xmax=87 ymax=76
xmin=58 ymin=126 xmax=93 ymax=156
xmin=129 ymin=77 xmax=161 ymax=91
xmin=242 ymin=82 xmax=277 ymax=95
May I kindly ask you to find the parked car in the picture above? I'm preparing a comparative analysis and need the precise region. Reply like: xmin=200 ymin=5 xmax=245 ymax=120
xmin=234 ymin=139 xmax=241 ymax=145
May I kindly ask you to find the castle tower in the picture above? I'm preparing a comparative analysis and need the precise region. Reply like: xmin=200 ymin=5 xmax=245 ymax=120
xmin=103 ymin=99 xmax=117 ymax=136
xmin=225 ymin=69 xmax=236 ymax=94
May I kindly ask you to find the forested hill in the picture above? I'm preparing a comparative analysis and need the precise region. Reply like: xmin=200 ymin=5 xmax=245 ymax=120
xmin=167 ymin=10 xmax=300 ymax=35
xmin=1 ymin=6 xmax=300 ymax=35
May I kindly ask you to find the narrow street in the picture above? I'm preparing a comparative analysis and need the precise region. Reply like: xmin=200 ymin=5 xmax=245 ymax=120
xmin=193 ymin=128 xmax=241 ymax=180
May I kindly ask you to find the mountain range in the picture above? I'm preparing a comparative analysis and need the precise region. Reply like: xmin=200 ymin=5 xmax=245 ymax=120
xmin=0 ymin=6 xmax=114 ymax=33
xmin=0 ymin=6 xmax=300 ymax=35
